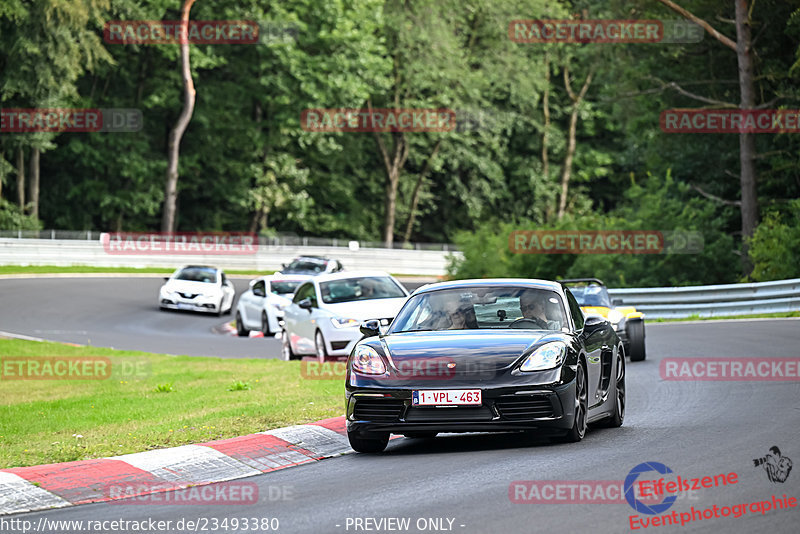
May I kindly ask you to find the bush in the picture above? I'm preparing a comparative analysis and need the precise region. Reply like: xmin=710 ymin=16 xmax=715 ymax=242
xmin=747 ymin=199 xmax=800 ymax=282
xmin=448 ymin=172 xmax=738 ymax=287
xmin=0 ymin=198 xmax=41 ymax=230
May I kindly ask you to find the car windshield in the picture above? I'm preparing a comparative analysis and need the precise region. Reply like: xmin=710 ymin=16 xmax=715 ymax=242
xmin=319 ymin=276 xmax=406 ymax=304
xmin=285 ymin=258 xmax=326 ymax=272
xmin=389 ymin=287 xmax=567 ymax=332
xmin=175 ymin=267 xmax=217 ymax=283
xmin=565 ymin=283 xmax=612 ymax=308
xmin=269 ymin=280 xmax=302 ymax=295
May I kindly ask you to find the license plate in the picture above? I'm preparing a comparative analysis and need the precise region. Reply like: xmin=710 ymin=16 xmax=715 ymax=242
xmin=177 ymin=302 xmax=192 ymax=310
xmin=412 ymin=389 xmax=481 ymax=406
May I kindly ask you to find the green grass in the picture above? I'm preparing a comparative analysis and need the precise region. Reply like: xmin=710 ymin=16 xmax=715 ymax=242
xmin=651 ymin=311 xmax=800 ymax=322
xmin=0 ymin=339 xmax=343 ymax=468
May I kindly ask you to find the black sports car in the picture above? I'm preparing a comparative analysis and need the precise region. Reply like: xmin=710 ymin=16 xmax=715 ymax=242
xmin=345 ymin=279 xmax=625 ymax=452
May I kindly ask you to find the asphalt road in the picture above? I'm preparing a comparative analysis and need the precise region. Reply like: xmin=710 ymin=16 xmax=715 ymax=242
xmin=2 ymin=277 xmax=800 ymax=533
xmin=0 ymin=276 xmax=429 ymax=359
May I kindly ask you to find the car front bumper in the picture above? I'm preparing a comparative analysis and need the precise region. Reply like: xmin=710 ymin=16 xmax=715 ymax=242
xmin=345 ymin=379 xmax=576 ymax=435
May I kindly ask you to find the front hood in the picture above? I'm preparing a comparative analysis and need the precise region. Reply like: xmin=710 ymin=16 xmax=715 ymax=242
xmin=381 ymin=330 xmax=549 ymax=376
xmin=324 ymin=298 xmax=407 ymax=321
xmin=163 ymin=279 xmax=218 ymax=295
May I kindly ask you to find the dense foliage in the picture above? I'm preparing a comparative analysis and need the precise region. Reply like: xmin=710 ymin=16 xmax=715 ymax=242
xmin=1 ymin=0 xmax=799 ymax=285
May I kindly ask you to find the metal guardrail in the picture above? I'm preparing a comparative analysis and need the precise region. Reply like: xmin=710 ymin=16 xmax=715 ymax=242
xmin=608 ymin=278 xmax=800 ymax=319
xmin=0 ymin=236 xmax=460 ymax=276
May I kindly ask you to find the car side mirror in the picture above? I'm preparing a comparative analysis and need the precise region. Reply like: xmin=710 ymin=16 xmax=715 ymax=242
xmin=360 ymin=319 xmax=380 ymax=338
xmin=281 ymin=263 xmax=287 ymax=269
xmin=583 ymin=315 xmax=609 ymax=335
xmin=612 ymin=298 xmax=623 ymax=306
xmin=298 ymin=298 xmax=313 ymax=310
xmin=164 ymin=277 xmax=170 ymax=281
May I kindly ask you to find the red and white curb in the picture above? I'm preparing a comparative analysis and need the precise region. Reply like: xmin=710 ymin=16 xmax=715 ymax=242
xmin=0 ymin=416 xmax=350 ymax=516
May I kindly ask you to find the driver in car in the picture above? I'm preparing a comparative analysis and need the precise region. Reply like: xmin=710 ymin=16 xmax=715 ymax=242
xmin=519 ymin=291 xmax=550 ymax=329
xmin=420 ymin=291 xmax=475 ymax=330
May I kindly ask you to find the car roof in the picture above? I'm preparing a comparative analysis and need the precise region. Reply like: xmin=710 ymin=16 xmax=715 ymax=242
xmin=411 ymin=278 xmax=563 ymax=295
xmin=268 ymin=273 xmax=313 ymax=282
xmin=291 ymin=255 xmax=330 ymax=262
xmin=309 ymin=270 xmax=394 ymax=283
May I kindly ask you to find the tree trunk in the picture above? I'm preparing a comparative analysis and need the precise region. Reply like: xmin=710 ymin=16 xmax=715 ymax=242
xmin=735 ymin=0 xmax=758 ymax=275
xmin=402 ymin=139 xmax=442 ymax=245
xmin=542 ymin=51 xmax=551 ymax=221
xmin=16 ymin=146 xmax=25 ymax=210
xmin=28 ymin=147 xmax=40 ymax=219
xmin=557 ymin=68 xmax=593 ymax=220
xmin=161 ymin=0 xmax=197 ymax=233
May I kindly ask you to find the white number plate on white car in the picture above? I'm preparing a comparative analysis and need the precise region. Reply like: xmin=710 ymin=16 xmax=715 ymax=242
xmin=412 ymin=389 xmax=481 ymax=406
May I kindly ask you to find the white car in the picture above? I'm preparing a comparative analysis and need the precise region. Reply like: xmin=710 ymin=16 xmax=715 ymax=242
xmin=235 ymin=274 xmax=311 ymax=337
xmin=158 ymin=265 xmax=235 ymax=315
xmin=281 ymin=271 xmax=409 ymax=362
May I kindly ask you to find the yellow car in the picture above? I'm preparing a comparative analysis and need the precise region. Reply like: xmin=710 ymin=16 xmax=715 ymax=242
xmin=560 ymin=278 xmax=646 ymax=361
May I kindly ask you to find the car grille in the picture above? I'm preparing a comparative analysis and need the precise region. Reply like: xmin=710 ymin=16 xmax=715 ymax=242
xmin=178 ymin=292 xmax=198 ymax=299
xmin=353 ymin=398 xmax=405 ymax=422
xmin=405 ymin=406 xmax=493 ymax=422
xmin=495 ymin=395 xmax=554 ymax=420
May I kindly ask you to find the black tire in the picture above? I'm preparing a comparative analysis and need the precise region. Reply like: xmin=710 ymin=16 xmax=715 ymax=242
xmin=261 ymin=311 xmax=272 ymax=336
xmin=627 ymin=320 xmax=646 ymax=361
xmin=558 ymin=363 xmax=588 ymax=443
xmin=403 ymin=432 xmax=438 ymax=439
xmin=216 ymin=299 xmax=224 ymax=317
xmin=281 ymin=330 xmax=297 ymax=361
xmin=600 ymin=347 xmax=625 ymax=428
xmin=235 ymin=312 xmax=249 ymax=337
xmin=348 ymin=430 xmax=389 ymax=453
xmin=315 ymin=330 xmax=328 ymax=364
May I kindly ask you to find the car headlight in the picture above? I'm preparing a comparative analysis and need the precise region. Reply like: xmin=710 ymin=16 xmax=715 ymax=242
xmin=351 ymin=345 xmax=386 ymax=375
xmin=519 ymin=341 xmax=566 ymax=372
xmin=331 ymin=317 xmax=360 ymax=329
xmin=608 ymin=309 xmax=624 ymax=323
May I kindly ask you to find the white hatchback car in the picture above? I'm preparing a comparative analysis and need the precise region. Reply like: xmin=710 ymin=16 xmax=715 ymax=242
xmin=235 ymin=274 xmax=311 ymax=336
xmin=281 ymin=271 xmax=409 ymax=362
xmin=159 ymin=265 xmax=235 ymax=315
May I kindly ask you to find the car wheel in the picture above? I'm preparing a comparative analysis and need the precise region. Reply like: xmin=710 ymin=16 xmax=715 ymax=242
xmin=348 ymin=430 xmax=389 ymax=453
xmin=281 ymin=330 xmax=296 ymax=361
xmin=560 ymin=363 xmax=588 ymax=443
xmin=315 ymin=330 xmax=328 ymax=364
xmin=235 ymin=312 xmax=249 ymax=337
xmin=403 ymin=432 xmax=438 ymax=439
xmin=261 ymin=312 xmax=272 ymax=337
xmin=600 ymin=347 xmax=625 ymax=428
xmin=627 ymin=320 xmax=646 ymax=361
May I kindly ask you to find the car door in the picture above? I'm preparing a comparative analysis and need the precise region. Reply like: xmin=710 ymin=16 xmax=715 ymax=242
xmin=287 ymin=282 xmax=316 ymax=354
xmin=245 ymin=280 xmax=266 ymax=325
xmin=566 ymin=289 xmax=603 ymax=406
